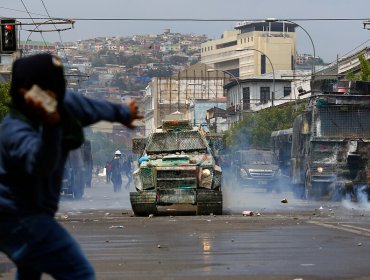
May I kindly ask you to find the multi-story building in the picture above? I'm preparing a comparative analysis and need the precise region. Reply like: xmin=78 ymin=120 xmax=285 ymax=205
xmin=201 ymin=21 xmax=296 ymax=79
xmin=143 ymin=63 xmax=233 ymax=135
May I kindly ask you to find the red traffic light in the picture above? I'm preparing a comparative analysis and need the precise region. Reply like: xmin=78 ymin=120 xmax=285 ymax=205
xmin=1 ymin=20 xmax=17 ymax=52
xmin=5 ymin=24 xmax=13 ymax=32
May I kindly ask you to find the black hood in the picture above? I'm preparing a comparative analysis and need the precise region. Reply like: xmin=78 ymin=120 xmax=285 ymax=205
xmin=10 ymin=53 xmax=66 ymax=109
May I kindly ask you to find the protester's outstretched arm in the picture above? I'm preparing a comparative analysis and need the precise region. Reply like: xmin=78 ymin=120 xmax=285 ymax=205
xmin=64 ymin=91 xmax=143 ymax=128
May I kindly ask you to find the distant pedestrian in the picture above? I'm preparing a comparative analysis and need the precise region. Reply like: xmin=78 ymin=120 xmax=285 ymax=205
xmin=105 ymin=160 xmax=112 ymax=183
xmin=111 ymin=150 xmax=123 ymax=192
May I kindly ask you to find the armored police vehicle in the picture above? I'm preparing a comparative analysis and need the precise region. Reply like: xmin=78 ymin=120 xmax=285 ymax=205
xmin=130 ymin=117 xmax=223 ymax=216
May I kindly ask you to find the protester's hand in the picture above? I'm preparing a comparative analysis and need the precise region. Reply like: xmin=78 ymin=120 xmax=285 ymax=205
xmin=123 ymin=99 xmax=144 ymax=129
xmin=20 ymin=88 xmax=61 ymax=126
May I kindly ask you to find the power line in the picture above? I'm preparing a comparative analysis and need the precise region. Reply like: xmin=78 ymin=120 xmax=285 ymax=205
xmin=4 ymin=17 xmax=370 ymax=22
xmin=0 ymin=5 xmax=49 ymax=17
xmin=39 ymin=0 xmax=71 ymax=67
xmin=19 ymin=0 xmax=48 ymax=47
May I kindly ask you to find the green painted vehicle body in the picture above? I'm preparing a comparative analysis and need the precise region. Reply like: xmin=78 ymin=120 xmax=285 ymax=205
xmin=130 ymin=119 xmax=223 ymax=216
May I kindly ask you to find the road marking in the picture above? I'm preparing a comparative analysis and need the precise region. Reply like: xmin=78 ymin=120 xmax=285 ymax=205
xmin=307 ymin=220 xmax=370 ymax=237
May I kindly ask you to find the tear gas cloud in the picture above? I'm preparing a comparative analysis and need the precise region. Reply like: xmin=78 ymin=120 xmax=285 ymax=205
xmin=59 ymin=175 xmax=133 ymax=213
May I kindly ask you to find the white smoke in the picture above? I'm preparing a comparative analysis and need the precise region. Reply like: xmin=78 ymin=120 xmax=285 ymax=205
xmin=59 ymin=176 xmax=133 ymax=213
xmin=342 ymin=185 xmax=370 ymax=211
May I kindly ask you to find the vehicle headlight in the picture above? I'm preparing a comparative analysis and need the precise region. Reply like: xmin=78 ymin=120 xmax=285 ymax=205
xmin=317 ymin=167 xmax=324 ymax=173
xmin=202 ymin=169 xmax=211 ymax=177
xmin=201 ymin=168 xmax=212 ymax=188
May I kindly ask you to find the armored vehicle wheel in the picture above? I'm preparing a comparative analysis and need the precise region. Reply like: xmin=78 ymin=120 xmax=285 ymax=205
xmin=292 ymin=184 xmax=304 ymax=199
xmin=304 ymin=170 xmax=315 ymax=200
xmin=196 ymin=189 xmax=223 ymax=215
xmin=304 ymin=170 xmax=322 ymax=200
xmin=73 ymin=187 xmax=84 ymax=200
xmin=130 ymin=191 xmax=158 ymax=216
xmin=329 ymin=184 xmax=344 ymax=202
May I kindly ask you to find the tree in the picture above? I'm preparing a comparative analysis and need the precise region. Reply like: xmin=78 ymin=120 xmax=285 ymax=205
xmin=126 ymin=56 xmax=143 ymax=68
xmin=345 ymin=54 xmax=370 ymax=81
xmin=225 ymin=103 xmax=305 ymax=150
xmin=0 ymin=82 xmax=11 ymax=120
xmin=147 ymin=66 xmax=172 ymax=77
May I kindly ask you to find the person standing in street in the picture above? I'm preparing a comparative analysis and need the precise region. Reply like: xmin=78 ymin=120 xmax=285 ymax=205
xmin=0 ymin=53 xmax=142 ymax=280
xmin=110 ymin=150 xmax=123 ymax=192
xmin=105 ymin=160 xmax=112 ymax=183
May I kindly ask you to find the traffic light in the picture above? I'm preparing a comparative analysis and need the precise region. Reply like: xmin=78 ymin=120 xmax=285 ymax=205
xmin=1 ymin=19 xmax=17 ymax=53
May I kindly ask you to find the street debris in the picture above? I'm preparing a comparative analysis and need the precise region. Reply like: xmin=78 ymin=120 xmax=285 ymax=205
xmin=148 ymin=214 xmax=154 ymax=218
xmin=281 ymin=198 xmax=288 ymax=203
xmin=109 ymin=225 xmax=124 ymax=229
xmin=242 ymin=210 xmax=254 ymax=216
xmin=157 ymin=244 xmax=161 ymax=248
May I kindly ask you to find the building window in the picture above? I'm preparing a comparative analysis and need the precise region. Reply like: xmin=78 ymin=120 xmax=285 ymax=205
xmin=242 ymin=87 xmax=250 ymax=110
xmin=261 ymin=55 xmax=266 ymax=74
xmin=260 ymin=87 xmax=270 ymax=104
xmin=284 ymin=87 xmax=291 ymax=97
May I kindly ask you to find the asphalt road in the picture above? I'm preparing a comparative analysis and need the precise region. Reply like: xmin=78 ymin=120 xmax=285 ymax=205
xmin=2 ymin=175 xmax=370 ymax=280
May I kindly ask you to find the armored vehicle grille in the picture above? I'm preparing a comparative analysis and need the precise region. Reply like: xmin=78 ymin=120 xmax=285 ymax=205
xmin=315 ymin=107 xmax=370 ymax=138
xmin=156 ymin=168 xmax=197 ymax=189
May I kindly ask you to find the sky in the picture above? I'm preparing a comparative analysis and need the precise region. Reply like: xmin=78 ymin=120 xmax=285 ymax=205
xmin=1 ymin=0 xmax=370 ymax=64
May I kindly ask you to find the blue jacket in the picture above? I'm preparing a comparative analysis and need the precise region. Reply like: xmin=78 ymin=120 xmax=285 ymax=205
xmin=0 ymin=91 xmax=131 ymax=217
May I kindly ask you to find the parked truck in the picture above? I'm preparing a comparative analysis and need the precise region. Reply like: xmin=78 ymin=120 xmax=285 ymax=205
xmin=130 ymin=116 xmax=223 ymax=216
xmin=272 ymin=80 xmax=370 ymax=201
xmin=61 ymin=140 xmax=93 ymax=199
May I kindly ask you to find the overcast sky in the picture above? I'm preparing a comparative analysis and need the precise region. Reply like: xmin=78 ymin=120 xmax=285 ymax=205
xmin=1 ymin=0 xmax=370 ymax=64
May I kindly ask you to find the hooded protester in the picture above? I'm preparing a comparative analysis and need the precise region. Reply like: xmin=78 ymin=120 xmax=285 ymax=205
xmin=0 ymin=53 xmax=142 ymax=280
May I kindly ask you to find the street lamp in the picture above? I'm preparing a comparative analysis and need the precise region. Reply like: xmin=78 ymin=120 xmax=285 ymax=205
xmin=265 ymin=18 xmax=316 ymax=78
xmin=207 ymin=68 xmax=241 ymax=120
xmin=236 ymin=47 xmax=275 ymax=107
